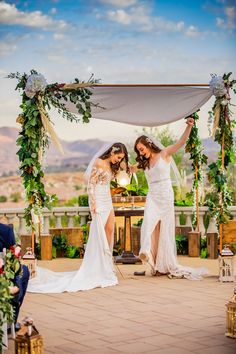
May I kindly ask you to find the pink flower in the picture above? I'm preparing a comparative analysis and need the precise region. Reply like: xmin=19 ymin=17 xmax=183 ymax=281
xmin=14 ymin=246 xmax=21 ymax=258
xmin=0 ymin=258 xmax=4 ymax=273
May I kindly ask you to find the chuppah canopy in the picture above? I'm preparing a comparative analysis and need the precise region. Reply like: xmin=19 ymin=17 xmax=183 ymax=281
xmin=64 ymin=84 xmax=212 ymax=126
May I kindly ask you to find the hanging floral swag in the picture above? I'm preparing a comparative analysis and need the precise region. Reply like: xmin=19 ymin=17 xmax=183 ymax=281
xmin=185 ymin=111 xmax=208 ymax=228
xmin=207 ymin=72 xmax=236 ymax=227
xmin=8 ymin=70 xmax=100 ymax=227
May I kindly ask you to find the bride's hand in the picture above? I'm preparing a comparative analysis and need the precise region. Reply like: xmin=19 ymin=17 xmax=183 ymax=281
xmin=129 ymin=163 xmax=138 ymax=173
xmin=186 ymin=117 xmax=194 ymax=126
xmin=91 ymin=203 xmax=97 ymax=214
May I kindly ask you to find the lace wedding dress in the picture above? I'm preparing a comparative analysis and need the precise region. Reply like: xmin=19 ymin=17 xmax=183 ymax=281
xmin=140 ymin=156 xmax=207 ymax=280
xmin=28 ymin=166 xmax=118 ymax=293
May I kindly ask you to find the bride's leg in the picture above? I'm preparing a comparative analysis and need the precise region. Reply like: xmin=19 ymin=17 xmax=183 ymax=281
xmin=150 ymin=221 xmax=161 ymax=267
xmin=105 ymin=210 xmax=115 ymax=250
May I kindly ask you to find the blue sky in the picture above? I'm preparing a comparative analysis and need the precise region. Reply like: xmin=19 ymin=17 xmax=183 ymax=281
xmin=0 ymin=0 xmax=235 ymax=142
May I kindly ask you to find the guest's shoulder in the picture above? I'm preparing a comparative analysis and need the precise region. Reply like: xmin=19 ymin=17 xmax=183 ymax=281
xmin=0 ymin=223 xmax=11 ymax=233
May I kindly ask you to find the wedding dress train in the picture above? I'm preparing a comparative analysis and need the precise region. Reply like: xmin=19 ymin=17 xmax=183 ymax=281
xmin=140 ymin=156 xmax=208 ymax=280
xmin=28 ymin=168 xmax=118 ymax=293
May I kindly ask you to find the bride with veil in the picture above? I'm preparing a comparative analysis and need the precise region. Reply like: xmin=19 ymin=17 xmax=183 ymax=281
xmin=28 ymin=142 xmax=129 ymax=293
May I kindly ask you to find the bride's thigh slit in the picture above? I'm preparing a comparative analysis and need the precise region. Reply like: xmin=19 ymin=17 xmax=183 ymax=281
xmin=105 ymin=209 xmax=115 ymax=250
xmin=150 ymin=220 xmax=161 ymax=264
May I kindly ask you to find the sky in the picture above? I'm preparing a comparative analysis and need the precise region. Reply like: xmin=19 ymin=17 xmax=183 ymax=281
xmin=0 ymin=0 xmax=235 ymax=144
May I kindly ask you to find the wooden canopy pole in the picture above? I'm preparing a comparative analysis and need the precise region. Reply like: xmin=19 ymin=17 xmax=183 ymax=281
xmin=195 ymin=167 xmax=200 ymax=232
xmin=219 ymin=134 xmax=225 ymax=252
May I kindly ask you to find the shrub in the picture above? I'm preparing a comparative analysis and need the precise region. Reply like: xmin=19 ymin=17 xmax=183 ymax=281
xmin=78 ymin=194 xmax=89 ymax=206
xmin=0 ymin=195 xmax=7 ymax=203
xmin=175 ymin=234 xmax=188 ymax=255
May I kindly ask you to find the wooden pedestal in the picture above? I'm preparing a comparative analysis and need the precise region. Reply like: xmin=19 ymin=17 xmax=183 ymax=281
xmin=188 ymin=231 xmax=201 ymax=257
xmin=49 ymin=228 xmax=84 ymax=247
xmin=40 ymin=234 xmax=52 ymax=260
xmin=222 ymin=220 xmax=236 ymax=245
xmin=20 ymin=235 xmax=32 ymax=256
xmin=207 ymin=232 xmax=218 ymax=259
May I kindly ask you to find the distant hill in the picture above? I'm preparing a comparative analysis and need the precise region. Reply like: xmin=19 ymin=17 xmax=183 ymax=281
xmin=0 ymin=126 xmax=221 ymax=176
xmin=0 ymin=127 xmax=106 ymax=176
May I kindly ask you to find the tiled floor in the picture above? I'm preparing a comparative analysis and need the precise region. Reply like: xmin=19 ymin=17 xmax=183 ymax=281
xmin=5 ymin=256 xmax=236 ymax=353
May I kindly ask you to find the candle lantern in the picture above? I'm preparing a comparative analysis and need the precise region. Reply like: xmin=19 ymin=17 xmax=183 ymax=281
xmin=15 ymin=318 xmax=44 ymax=354
xmin=219 ymin=245 xmax=234 ymax=283
xmin=21 ymin=247 xmax=37 ymax=279
xmin=116 ymin=170 xmax=131 ymax=187
xmin=225 ymin=288 xmax=236 ymax=338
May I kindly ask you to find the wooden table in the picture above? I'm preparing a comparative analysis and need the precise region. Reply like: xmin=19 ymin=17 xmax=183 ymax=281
xmin=114 ymin=207 xmax=144 ymax=264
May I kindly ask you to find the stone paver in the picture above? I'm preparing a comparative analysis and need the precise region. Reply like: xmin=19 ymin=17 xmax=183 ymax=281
xmin=5 ymin=256 xmax=236 ymax=354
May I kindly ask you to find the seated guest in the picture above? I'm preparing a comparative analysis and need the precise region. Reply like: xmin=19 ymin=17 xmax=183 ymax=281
xmin=0 ymin=223 xmax=30 ymax=330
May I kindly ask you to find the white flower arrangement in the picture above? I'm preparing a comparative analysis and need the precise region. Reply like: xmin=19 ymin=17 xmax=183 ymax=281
xmin=111 ymin=146 xmax=120 ymax=153
xmin=146 ymin=137 xmax=153 ymax=145
xmin=209 ymin=75 xmax=227 ymax=98
xmin=25 ymin=73 xmax=47 ymax=98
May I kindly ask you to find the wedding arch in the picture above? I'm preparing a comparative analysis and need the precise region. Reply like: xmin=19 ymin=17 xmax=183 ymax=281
xmin=9 ymin=71 xmax=235 ymax=251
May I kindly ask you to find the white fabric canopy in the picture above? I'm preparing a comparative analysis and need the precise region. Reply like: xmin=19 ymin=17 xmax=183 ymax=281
xmin=65 ymin=85 xmax=212 ymax=126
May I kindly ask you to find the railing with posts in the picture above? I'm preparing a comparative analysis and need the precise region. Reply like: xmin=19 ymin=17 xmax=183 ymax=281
xmin=0 ymin=206 xmax=236 ymax=236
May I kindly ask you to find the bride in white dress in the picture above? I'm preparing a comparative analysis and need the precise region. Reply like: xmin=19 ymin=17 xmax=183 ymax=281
xmin=133 ymin=118 xmax=207 ymax=280
xmin=28 ymin=142 xmax=129 ymax=293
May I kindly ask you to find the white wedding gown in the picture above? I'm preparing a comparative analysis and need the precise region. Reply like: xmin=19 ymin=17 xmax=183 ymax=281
xmin=140 ymin=156 xmax=208 ymax=280
xmin=28 ymin=168 xmax=118 ymax=293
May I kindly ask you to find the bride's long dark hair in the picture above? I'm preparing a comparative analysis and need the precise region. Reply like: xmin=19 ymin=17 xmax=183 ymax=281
xmin=134 ymin=135 xmax=162 ymax=170
xmin=99 ymin=142 xmax=129 ymax=176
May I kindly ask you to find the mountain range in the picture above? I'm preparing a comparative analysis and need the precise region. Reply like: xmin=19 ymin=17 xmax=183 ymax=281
xmin=0 ymin=126 xmax=219 ymax=177
xmin=0 ymin=126 xmax=106 ymax=176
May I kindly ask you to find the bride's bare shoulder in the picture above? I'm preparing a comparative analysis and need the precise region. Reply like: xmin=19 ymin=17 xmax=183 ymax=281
xmin=93 ymin=158 xmax=107 ymax=170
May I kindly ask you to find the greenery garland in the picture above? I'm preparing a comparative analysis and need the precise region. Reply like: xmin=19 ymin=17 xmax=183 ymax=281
xmin=0 ymin=246 xmax=21 ymax=350
xmin=185 ymin=112 xmax=208 ymax=228
xmin=207 ymin=72 xmax=236 ymax=227
xmin=8 ymin=70 xmax=99 ymax=227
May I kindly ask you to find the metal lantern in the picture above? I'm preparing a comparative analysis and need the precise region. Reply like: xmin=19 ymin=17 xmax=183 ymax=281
xmin=225 ymin=288 xmax=236 ymax=339
xmin=219 ymin=245 xmax=235 ymax=283
xmin=15 ymin=333 xmax=43 ymax=354
xmin=15 ymin=321 xmax=44 ymax=354
xmin=21 ymin=247 xmax=37 ymax=279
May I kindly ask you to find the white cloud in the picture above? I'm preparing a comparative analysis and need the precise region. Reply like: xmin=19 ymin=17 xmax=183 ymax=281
xmin=185 ymin=25 xmax=200 ymax=37
xmin=86 ymin=66 xmax=93 ymax=73
xmin=0 ymin=1 xmax=67 ymax=31
xmin=107 ymin=5 xmax=185 ymax=33
xmin=216 ymin=5 xmax=236 ymax=30
xmin=108 ymin=9 xmax=132 ymax=25
xmin=0 ymin=40 xmax=17 ymax=57
xmin=50 ymin=8 xmax=57 ymax=15
xmin=46 ymin=53 xmax=68 ymax=64
xmin=53 ymin=33 xmax=65 ymax=41
xmin=99 ymin=0 xmax=137 ymax=7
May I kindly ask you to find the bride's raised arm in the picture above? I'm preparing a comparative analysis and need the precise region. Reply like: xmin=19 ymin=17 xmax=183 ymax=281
xmin=164 ymin=117 xmax=194 ymax=156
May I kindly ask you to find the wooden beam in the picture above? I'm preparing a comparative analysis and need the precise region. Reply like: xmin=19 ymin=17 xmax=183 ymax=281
xmin=93 ymin=84 xmax=209 ymax=87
